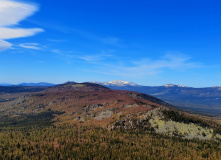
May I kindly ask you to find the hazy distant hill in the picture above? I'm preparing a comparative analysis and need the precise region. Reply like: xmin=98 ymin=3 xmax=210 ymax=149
xmin=92 ymin=81 xmax=221 ymax=116
xmin=0 ymin=86 xmax=49 ymax=93
xmin=0 ymin=83 xmax=13 ymax=86
xmin=0 ymin=82 xmax=56 ymax=86
xmin=18 ymin=82 xmax=56 ymax=86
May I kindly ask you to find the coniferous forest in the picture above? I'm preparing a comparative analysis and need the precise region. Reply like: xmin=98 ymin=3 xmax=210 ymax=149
xmin=0 ymin=123 xmax=221 ymax=160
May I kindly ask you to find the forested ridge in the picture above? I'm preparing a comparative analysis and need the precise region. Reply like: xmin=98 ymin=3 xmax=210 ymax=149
xmin=0 ymin=124 xmax=220 ymax=160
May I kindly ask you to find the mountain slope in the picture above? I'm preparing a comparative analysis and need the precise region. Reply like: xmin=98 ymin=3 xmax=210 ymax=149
xmin=92 ymin=81 xmax=221 ymax=116
xmin=0 ymin=82 xmax=220 ymax=141
xmin=0 ymin=82 xmax=169 ymax=126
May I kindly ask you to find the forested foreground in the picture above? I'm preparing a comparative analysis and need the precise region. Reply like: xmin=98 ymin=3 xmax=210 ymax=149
xmin=0 ymin=125 xmax=220 ymax=160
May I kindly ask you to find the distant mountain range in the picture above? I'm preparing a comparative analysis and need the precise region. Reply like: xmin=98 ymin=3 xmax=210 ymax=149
xmin=1 ymin=80 xmax=221 ymax=116
xmin=92 ymin=80 xmax=221 ymax=116
xmin=0 ymin=82 xmax=56 ymax=86
xmin=91 ymin=80 xmax=138 ymax=86
xmin=18 ymin=82 xmax=56 ymax=86
xmin=0 ymin=83 xmax=13 ymax=86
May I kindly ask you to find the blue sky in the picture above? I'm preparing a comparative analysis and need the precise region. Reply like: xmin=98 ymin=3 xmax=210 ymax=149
xmin=0 ymin=0 xmax=221 ymax=87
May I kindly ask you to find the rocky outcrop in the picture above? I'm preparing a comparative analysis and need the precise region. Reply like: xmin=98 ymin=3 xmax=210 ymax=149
xmin=109 ymin=108 xmax=221 ymax=141
xmin=94 ymin=109 xmax=113 ymax=120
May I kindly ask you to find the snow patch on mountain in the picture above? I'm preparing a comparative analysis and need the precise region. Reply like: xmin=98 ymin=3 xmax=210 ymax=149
xmin=163 ymin=84 xmax=185 ymax=87
xmin=91 ymin=80 xmax=137 ymax=86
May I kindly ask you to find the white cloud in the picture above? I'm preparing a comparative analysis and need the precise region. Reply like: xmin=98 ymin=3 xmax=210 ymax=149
xmin=18 ymin=43 xmax=42 ymax=50
xmin=0 ymin=0 xmax=37 ymax=27
xmin=0 ymin=39 xmax=12 ymax=52
xmin=0 ymin=28 xmax=43 ymax=39
xmin=0 ymin=0 xmax=43 ymax=52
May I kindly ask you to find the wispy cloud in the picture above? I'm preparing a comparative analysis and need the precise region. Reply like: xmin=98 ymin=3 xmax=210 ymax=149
xmin=59 ymin=27 xmax=123 ymax=47
xmin=18 ymin=43 xmax=42 ymax=50
xmin=100 ymin=37 xmax=121 ymax=46
xmin=130 ymin=53 xmax=199 ymax=71
xmin=51 ymin=47 xmax=200 ymax=78
xmin=0 ymin=39 xmax=12 ymax=52
xmin=47 ymin=39 xmax=67 ymax=43
xmin=51 ymin=49 xmax=113 ymax=63
xmin=51 ymin=49 xmax=84 ymax=64
xmin=74 ymin=29 xmax=122 ymax=47
xmin=29 ymin=18 xmax=122 ymax=47
xmin=51 ymin=49 xmax=83 ymax=55
xmin=89 ymin=53 xmax=202 ymax=78
xmin=77 ymin=53 xmax=112 ymax=62
xmin=0 ymin=28 xmax=43 ymax=39
xmin=0 ymin=0 xmax=43 ymax=52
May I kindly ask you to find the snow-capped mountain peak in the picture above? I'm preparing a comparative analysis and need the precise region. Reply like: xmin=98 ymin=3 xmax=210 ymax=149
xmin=163 ymin=84 xmax=185 ymax=87
xmin=108 ymin=80 xmax=137 ymax=86
xmin=91 ymin=80 xmax=137 ymax=86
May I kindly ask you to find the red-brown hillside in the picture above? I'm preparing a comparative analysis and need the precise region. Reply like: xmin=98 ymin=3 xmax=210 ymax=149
xmin=1 ymin=82 xmax=172 ymax=127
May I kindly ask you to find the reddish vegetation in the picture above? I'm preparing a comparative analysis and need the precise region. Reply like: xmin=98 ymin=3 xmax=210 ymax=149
xmin=1 ymin=82 xmax=171 ymax=126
